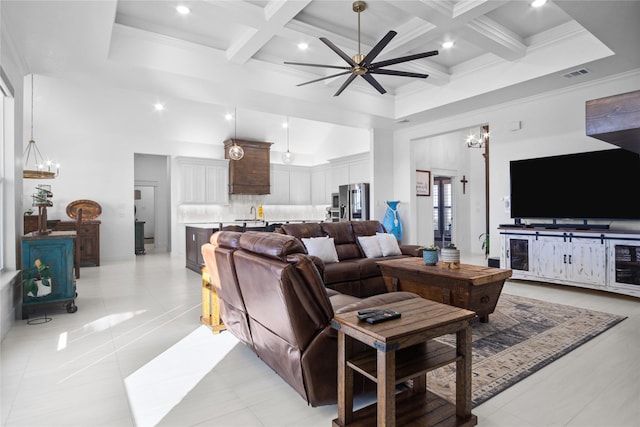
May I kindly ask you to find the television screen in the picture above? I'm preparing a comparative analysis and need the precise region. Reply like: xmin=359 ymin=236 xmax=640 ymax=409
xmin=510 ymin=148 xmax=640 ymax=220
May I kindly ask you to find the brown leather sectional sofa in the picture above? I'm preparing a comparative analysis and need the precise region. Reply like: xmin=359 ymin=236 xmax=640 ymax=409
xmin=201 ymin=230 xmax=420 ymax=406
xmin=277 ymin=220 xmax=421 ymax=297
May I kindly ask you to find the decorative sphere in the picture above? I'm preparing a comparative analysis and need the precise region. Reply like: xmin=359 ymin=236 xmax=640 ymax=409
xmin=228 ymin=144 xmax=244 ymax=161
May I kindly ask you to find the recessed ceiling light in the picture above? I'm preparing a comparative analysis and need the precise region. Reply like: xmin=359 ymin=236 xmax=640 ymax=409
xmin=282 ymin=121 xmax=289 ymax=129
xmin=224 ymin=113 xmax=233 ymax=121
xmin=442 ymin=41 xmax=454 ymax=49
xmin=176 ymin=5 xmax=190 ymax=15
xmin=154 ymin=103 xmax=165 ymax=111
xmin=297 ymin=42 xmax=309 ymax=50
xmin=531 ymin=0 xmax=547 ymax=8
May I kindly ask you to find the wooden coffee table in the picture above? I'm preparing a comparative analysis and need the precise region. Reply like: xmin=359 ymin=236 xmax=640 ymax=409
xmin=331 ymin=298 xmax=477 ymax=427
xmin=377 ymin=258 xmax=512 ymax=323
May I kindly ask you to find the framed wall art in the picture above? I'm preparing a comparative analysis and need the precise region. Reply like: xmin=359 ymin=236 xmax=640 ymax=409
xmin=416 ymin=170 xmax=431 ymax=196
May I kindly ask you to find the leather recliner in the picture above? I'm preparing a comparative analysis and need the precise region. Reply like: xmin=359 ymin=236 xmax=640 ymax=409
xmin=202 ymin=230 xmax=420 ymax=406
xmin=277 ymin=220 xmax=422 ymax=297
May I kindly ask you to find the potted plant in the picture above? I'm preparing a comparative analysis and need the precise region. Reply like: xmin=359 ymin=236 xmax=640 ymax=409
xmin=440 ymin=243 xmax=460 ymax=268
xmin=419 ymin=244 xmax=439 ymax=265
xmin=479 ymin=232 xmax=490 ymax=259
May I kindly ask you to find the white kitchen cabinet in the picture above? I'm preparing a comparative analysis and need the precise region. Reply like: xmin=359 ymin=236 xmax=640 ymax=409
xmin=348 ymin=160 xmax=369 ymax=184
xmin=177 ymin=157 xmax=229 ymax=205
xmin=311 ymin=168 xmax=328 ymax=205
xmin=266 ymin=167 xmax=290 ymax=204
xmin=289 ymin=170 xmax=311 ymax=205
xmin=265 ymin=164 xmax=311 ymax=205
xmin=205 ymin=164 xmax=229 ymax=205
xmin=331 ymin=164 xmax=349 ymax=191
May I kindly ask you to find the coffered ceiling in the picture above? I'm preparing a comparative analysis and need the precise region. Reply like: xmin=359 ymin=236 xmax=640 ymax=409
xmin=2 ymin=0 xmax=639 ymax=132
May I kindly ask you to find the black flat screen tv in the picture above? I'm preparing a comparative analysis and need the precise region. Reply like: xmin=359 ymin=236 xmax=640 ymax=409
xmin=509 ymin=148 xmax=640 ymax=220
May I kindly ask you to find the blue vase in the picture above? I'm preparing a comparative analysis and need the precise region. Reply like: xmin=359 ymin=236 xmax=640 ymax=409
xmin=423 ymin=250 xmax=438 ymax=265
xmin=382 ymin=201 xmax=402 ymax=241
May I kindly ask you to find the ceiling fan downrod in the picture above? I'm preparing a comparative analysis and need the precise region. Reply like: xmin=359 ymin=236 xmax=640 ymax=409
xmin=352 ymin=1 xmax=366 ymax=74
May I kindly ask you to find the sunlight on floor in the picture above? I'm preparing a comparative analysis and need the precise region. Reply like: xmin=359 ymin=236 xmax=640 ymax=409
xmin=124 ymin=325 xmax=239 ymax=427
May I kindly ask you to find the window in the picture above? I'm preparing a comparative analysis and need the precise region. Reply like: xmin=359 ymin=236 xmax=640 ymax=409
xmin=1 ymin=67 xmax=14 ymax=271
xmin=433 ymin=176 xmax=452 ymax=247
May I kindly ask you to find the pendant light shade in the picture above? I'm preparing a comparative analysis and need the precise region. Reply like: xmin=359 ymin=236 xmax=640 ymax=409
xmin=228 ymin=108 xmax=244 ymax=161
xmin=228 ymin=144 xmax=244 ymax=161
xmin=282 ymin=117 xmax=293 ymax=164
xmin=23 ymin=74 xmax=60 ymax=179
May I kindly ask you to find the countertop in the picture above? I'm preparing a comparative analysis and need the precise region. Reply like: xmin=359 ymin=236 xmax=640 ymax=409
xmin=185 ymin=219 xmax=326 ymax=229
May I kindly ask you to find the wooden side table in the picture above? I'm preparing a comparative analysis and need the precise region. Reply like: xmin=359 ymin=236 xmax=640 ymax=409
xmin=200 ymin=266 xmax=226 ymax=334
xmin=331 ymin=298 xmax=477 ymax=427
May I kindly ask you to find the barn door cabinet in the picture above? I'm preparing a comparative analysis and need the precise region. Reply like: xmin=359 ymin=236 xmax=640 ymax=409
xmin=532 ymin=234 xmax=606 ymax=287
xmin=500 ymin=227 xmax=640 ymax=298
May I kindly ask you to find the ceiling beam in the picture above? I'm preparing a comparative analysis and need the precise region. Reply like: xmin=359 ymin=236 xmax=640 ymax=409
xmin=226 ymin=0 xmax=311 ymax=64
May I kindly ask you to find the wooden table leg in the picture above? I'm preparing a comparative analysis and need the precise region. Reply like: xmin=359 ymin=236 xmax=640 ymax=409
xmin=412 ymin=374 xmax=426 ymax=392
xmin=456 ymin=323 xmax=473 ymax=420
xmin=337 ymin=331 xmax=353 ymax=425
xmin=377 ymin=349 xmax=396 ymax=427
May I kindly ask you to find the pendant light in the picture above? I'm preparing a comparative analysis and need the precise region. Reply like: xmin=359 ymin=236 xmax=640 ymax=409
xmin=228 ymin=107 xmax=244 ymax=161
xmin=23 ymin=74 xmax=60 ymax=179
xmin=282 ymin=116 xmax=293 ymax=164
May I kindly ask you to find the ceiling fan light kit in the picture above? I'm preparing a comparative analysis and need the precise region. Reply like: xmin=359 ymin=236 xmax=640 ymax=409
xmin=285 ymin=1 xmax=438 ymax=96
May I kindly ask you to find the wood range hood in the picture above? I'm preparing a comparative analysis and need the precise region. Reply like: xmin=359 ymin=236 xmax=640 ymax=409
xmin=224 ymin=139 xmax=273 ymax=195
xmin=586 ymin=89 xmax=640 ymax=154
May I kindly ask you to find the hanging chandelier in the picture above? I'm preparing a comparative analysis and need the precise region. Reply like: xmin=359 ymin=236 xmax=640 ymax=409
xmin=282 ymin=117 xmax=293 ymax=164
xmin=465 ymin=128 xmax=489 ymax=148
xmin=23 ymin=74 xmax=60 ymax=179
xmin=227 ymin=107 xmax=244 ymax=161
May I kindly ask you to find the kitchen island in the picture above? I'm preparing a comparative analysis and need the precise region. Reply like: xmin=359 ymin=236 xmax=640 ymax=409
xmin=184 ymin=219 xmax=324 ymax=273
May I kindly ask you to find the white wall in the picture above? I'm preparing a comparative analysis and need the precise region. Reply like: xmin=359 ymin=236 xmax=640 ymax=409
xmin=19 ymin=75 xmax=370 ymax=262
xmin=411 ymin=129 xmax=484 ymax=255
xmin=392 ymin=70 xmax=640 ymax=258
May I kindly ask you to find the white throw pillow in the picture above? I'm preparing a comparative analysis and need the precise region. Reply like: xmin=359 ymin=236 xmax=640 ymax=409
xmin=301 ymin=236 xmax=339 ymax=264
xmin=376 ymin=232 xmax=402 ymax=256
xmin=357 ymin=235 xmax=383 ymax=258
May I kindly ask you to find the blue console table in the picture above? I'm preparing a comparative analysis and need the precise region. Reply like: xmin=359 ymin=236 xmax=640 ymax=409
xmin=21 ymin=231 xmax=77 ymax=317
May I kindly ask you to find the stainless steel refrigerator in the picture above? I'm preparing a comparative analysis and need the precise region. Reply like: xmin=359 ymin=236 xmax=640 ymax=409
xmin=338 ymin=183 xmax=369 ymax=221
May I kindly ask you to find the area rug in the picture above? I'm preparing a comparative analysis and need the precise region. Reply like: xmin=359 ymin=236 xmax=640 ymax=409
xmin=426 ymin=293 xmax=626 ymax=407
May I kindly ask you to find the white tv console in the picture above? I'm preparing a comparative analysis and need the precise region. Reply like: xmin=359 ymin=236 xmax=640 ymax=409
xmin=500 ymin=227 xmax=640 ymax=298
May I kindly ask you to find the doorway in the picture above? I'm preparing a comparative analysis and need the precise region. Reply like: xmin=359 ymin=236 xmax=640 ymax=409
xmin=135 ymin=185 xmax=156 ymax=248
xmin=134 ymin=154 xmax=171 ymax=254
xmin=433 ymin=176 xmax=453 ymax=247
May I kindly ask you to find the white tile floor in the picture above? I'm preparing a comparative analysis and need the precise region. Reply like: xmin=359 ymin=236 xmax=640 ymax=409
xmin=1 ymin=251 xmax=639 ymax=427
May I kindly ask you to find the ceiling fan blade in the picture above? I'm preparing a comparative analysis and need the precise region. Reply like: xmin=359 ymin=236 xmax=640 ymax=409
xmin=297 ymin=71 xmax=352 ymax=87
xmin=284 ymin=61 xmax=350 ymax=71
xmin=362 ymin=73 xmax=387 ymax=95
xmin=369 ymin=69 xmax=429 ymax=79
xmin=370 ymin=50 xmax=439 ymax=69
xmin=362 ymin=31 xmax=397 ymax=66
xmin=334 ymin=74 xmax=358 ymax=97
xmin=320 ymin=37 xmax=357 ymax=67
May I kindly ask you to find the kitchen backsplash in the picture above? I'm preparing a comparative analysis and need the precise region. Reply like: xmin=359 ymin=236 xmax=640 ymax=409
xmin=178 ymin=194 xmax=330 ymax=224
